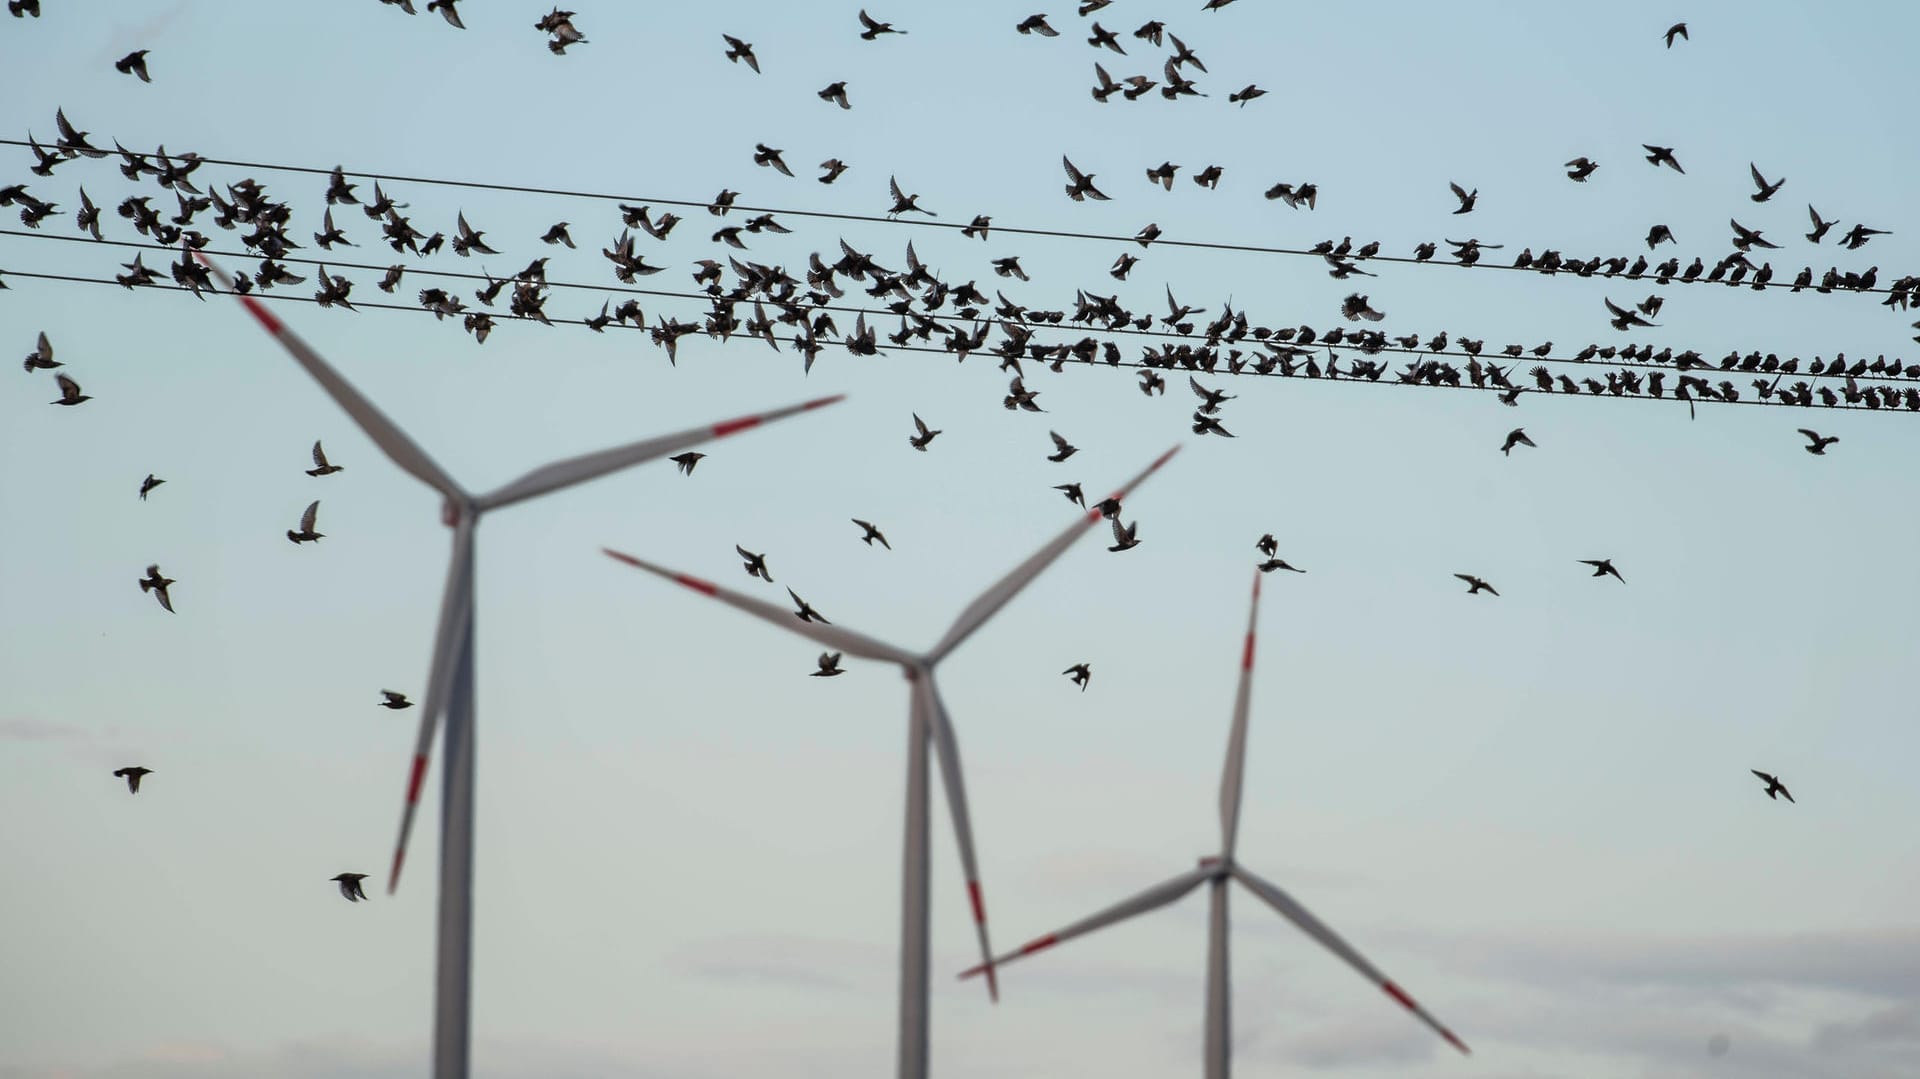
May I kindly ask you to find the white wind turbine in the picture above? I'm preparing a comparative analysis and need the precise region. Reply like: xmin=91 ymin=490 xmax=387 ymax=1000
xmin=198 ymin=255 xmax=844 ymax=1079
xmin=602 ymin=445 xmax=1179 ymax=1079
xmin=958 ymin=571 xmax=1470 ymax=1076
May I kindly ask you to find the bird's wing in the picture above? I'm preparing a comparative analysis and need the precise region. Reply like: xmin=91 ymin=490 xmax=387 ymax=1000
xmin=853 ymin=518 xmax=873 ymax=532
xmin=913 ymin=412 xmax=929 ymax=436
xmin=1061 ymin=155 xmax=1085 ymax=184
xmin=735 ymin=545 xmax=756 ymax=560
xmin=1604 ymin=298 xmax=1629 ymax=318
xmin=1050 ymin=430 xmax=1070 ymax=451
xmin=55 ymin=373 xmax=80 ymax=397
xmin=300 ymin=500 xmax=320 ymax=531
xmin=311 ymin=440 xmax=328 ymax=466
xmin=858 ymin=8 xmax=879 ymax=30
xmin=1449 ymin=181 xmax=1466 ymax=200
xmin=1750 ymin=163 xmax=1766 ymax=188
xmin=36 ymin=331 xmax=51 ymax=362
xmin=1751 ymin=769 xmax=1772 ymax=782
xmin=1796 ymin=428 xmax=1820 ymax=442
xmin=889 ymin=174 xmax=906 ymax=202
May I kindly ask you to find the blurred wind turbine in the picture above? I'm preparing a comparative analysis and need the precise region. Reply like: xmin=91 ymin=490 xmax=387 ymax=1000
xmin=197 ymin=253 xmax=843 ymax=1079
xmin=603 ymin=444 xmax=1179 ymax=1079
xmin=958 ymin=571 xmax=1470 ymax=1075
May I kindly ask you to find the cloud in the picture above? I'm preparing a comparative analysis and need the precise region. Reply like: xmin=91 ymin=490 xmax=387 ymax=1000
xmin=1813 ymin=1002 xmax=1920 ymax=1053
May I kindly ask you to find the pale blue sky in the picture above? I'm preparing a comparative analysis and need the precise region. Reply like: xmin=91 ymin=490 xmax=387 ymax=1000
xmin=4 ymin=2 xmax=1919 ymax=1077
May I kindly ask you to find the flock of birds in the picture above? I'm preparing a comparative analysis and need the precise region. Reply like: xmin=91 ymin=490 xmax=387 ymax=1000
xmin=4 ymin=10 xmax=1863 ymax=1065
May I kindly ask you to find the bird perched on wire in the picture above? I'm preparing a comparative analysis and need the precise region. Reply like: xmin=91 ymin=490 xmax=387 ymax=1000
xmin=287 ymin=501 xmax=324 ymax=544
xmin=1063 ymin=663 xmax=1091 ymax=691
xmin=113 ymin=766 xmax=153 ymax=793
xmin=1579 ymin=559 xmax=1625 ymax=583
xmin=114 ymin=50 xmax=152 ymax=82
xmin=812 ymin=652 xmax=845 ymax=677
xmin=331 ymin=873 xmax=372 ymax=901
xmin=1501 ymin=427 xmax=1536 ymax=455
xmin=1749 ymin=769 xmax=1793 ymax=803
xmin=1455 ymin=574 xmax=1498 ymax=596
xmin=670 ymin=451 xmax=705 ymax=475
xmin=1797 ymin=429 xmax=1838 ymax=455
xmin=852 ymin=518 xmax=891 ymax=549
xmin=139 ymin=564 xmax=175 ymax=612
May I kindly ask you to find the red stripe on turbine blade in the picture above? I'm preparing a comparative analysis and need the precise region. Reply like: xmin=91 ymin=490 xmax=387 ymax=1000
xmin=602 ymin=548 xmax=642 ymax=567
xmin=1019 ymin=934 xmax=1059 ymax=956
xmin=238 ymin=295 xmax=284 ymax=335
xmin=673 ymin=573 xmax=718 ymax=596
xmin=1441 ymin=1028 xmax=1471 ymax=1055
xmin=968 ymin=881 xmax=986 ymax=924
xmin=403 ymin=754 xmax=429 ymax=803
xmin=802 ymin=393 xmax=846 ymax=410
xmin=1149 ymin=446 xmax=1179 ymax=470
xmin=1382 ymin=980 xmax=1419 ymax=1012
xmin=711 ymin=415 xmax=764 ymax=437
xmin=1241 ymin=631 xmax=1255 ymax=670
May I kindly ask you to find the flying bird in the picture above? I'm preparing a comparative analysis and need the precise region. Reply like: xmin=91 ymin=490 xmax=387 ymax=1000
xmin=1061 ymin=156 xmax=1110 ymax=201
xmin=1642 ymin=145 xmax=1684 ymax=173
xmin=1564 ymin=157 xmax=1599 ymax=182
xmin=671 ymin=451 xmax=705 ymax=475
xmin=306 ymin=440 xmax=343 ymax=476
xmin=735 ymin=545 xmax=773 ymax=582
xmin=886 ymin=176 xmax=934 ymax=217
xmin=1664 ymin=22 xmax=1687 ymax=47
xmin=23 ymin=331 xmax=58 ymax=371
xmin=1054 ymin=482 xmax=1085 ymax=508
xmin=331 ymin=873 xmax=372 ymax=901
xmin=540 ymin=222 xmax=574 ymax=248
xmin=1645 ymin=224 xmax=1675 ymax=249
xmin=1579 ymin=559 xmax=1625 ymax=582
xmin=114 ymin=50 xmax=152 ymax=82
xmin=138 ymin=474 xmax=164 ymax=500
xmin=1256 ymin=534 xmax=1278 ymax=557
xmin=1748 ymin=164 xmax=1785 ymax=202
xmin=1605 ymin=297 xmax=1657 ymax=330
xmin=1806 ymin=205 xmax=1836 ymax=243
xmin=909 ymin=412 xmax=941 ymax=450
xmin=1448 ymin=181 xmax=1477 ymax=213
xmin=1018 ymin=13 xmax=1058 ymax=36
xmin=722 ymin=34 xmax=760 ymax=71
xmin=1840 ymin=224 xmax=1888 ymax=250
xmin=51 ymin=373 xmax=90 ymax=406
xmin=1750 ymin=769 xmax=1793 ymax=803
xmin=1047 ymin=431 xmax=1078 ymax=462
xmin=1258 ymin=558 xmax=1304 ymax=574
xmin=818 ymin=81 xmax=852 ymax=109
xmin=379 ymin=691 xmax=414 ymax=709
xmin=112 ymin=766 xmax=152 ymax=794
xmin=788 ymin=588 xmax=829 ymax=624
xmin=427 ymin=0 xmax=463 ymax=29
xmin=1228 ymin=84 xmax=1265 ymax=106
xmin=287 ymin=500 xmax=324 ymax=544
xmin=1063 ymin=663 xmax=1091 ymax=691
xmin=754 ymin=143 xmax=794 ymax=177
xmin=1454 ymin=574 xmax=1498 ymax=596
xmin=139 ymin=564 xmax=175 ymax=612
xmin=1500 ymin=427 xmax=1536 ymax=455
xmin=1797 ymin=429 xmax=1838 ymax=455
xmin=812 ymin=652 xmax=845 ymax=677
xmin=852 ymin=518 xmax=891 ymax=549
xmin=818 ymin=158 xmax=849 ymax=183
xmin=1107 ymin=516 xmax=1140 ymax=552
xmin=858 ymin=9 xmax=905 ymax=39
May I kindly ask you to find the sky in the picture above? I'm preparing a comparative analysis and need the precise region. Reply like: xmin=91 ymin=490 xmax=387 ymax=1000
xmin=3 ymin=1 xmax=1920 ymax=1076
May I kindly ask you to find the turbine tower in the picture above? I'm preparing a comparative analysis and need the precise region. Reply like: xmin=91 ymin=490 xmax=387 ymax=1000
xmin=199 ymin=254 xmax=844 ymax=1079
xmin=959 ymin=571 xmax=1470 ymax=1075
xmin=603 ymin=444 xmax=1178 ymax=1079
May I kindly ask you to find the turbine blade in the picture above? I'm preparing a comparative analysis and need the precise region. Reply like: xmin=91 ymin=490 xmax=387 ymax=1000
xmin=928 ymin=445 xmax=1179 ymax=662
xmin=1218 ymin=570 xmax=1263 ymax=858
xmin=601 ymin=549 xmax=918 ymax=666
xmin=389 ymin=516 xmax=476 ymax=894
xmin=194 ymin=253 xmax=464 ymax=501
xmin=919 ymin=675 xmax=998 ymax=1002
xmin=1230 ymin=863 xmax=1469 ymax=1055
xmin=957 ymin=864 xmax=1212 ymax=980
xmin=478 ymin=394 xmax=845 ymax=510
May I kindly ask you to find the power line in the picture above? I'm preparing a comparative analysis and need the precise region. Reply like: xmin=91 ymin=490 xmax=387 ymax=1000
xmin=7 ymin=265 xmax=1914 ymax=419
xmin=3 ymin=136 xmax=1906 ymax=302
xmin=5 ymin=225 xmax=1915 ymax=390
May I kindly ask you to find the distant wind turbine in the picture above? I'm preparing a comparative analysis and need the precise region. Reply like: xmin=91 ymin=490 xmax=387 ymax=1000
xmin=603 ymin=444 xmax=1179 ymax=1079
xmin=958 ymin=571 xmax=1470 ymax=1075
xmin=196 ymin=252 xmax=843 ymax=1079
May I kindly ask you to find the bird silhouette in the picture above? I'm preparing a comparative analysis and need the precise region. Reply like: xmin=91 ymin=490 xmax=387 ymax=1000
xmin=138 ymin=474 xmax=164 ymax=501
xmin=379 ymin=690 xmax=414 ymax=709
xmin=818 ymin=81 xmax=852 ymax=109
xmin=1806 ymin=205 xmax=1836 ymax=243
xmin=139 ymin=564 xmax=174 ymax=612
xmin=1642 ymin=145 xmax=1684 ymax=173
xmin=1663 ymin=22 xmax=1687 ymax=47
xmin=1448 ymin=181 xmax=1477 ymax=214
xmin=306 ymin=440 xmax=343 ymax=476
xmin=1062 ymin=156 xmax=1111 ymax=202
xmin=812 ymin=652 xmax=845 ymax=677
xmin=1750 ymin=769 xmax=1793 ymax=803
xmin=722 ymin=34 xmax=760 ymax=71
xmin=788 ymin=588 xmax=829 ymax=623
xmin=909 ymin=412 xmax=941 ymax=451
xmin=1047 ymin=431 xmax=1079 ymax=462
xmin=818 ymin=158 xmax=849 ymax=184
xmin=1258 ymin=558 xmax=1304 ymax=574
xmin=858 ymin=8 xmax=906 ymax=40
xmin=1501 ymin=427 xmax=1536 ymax=455
xmin=23 ymin=331 xmax=59 ymax=371
xmin=734 ymin=546 xmax=773 ymax=583
xmin=51 ymin=373 xmax=90 ymax=406
xmin=1063 ymin=663 xmax=1091 ymax=691
xmin=1797 ymin=429 xmax=1838 ymax=455
xmin=852 ymin=518 xmax=891 ymax=549
xmin=113 ymin=766 xmax=152 ymax=793
xmin=1564 ymin=157 xmax=1599 ymax=181
xmin=1107 ymin=516 xmax=1140 ymax=552
xmin=886 ymin=176 xmax=934 ymax=217
xmin=1054 ymin=482 xmax=1085 ymax=508
xmin=287 ymin=500 xmax=324 ymax=544
xmin=1018 ymin=13 xmax=1059 ymax=36
xmin=114 ymin=50 xmax=152 ymax=82
xmin=1455 ymin=574 xmax=1498 ymax=596
xmin=670 ymin=451 xmax=705 ymax=475
xmin=1749 ymin=164 xmax=1785 ymax=202
xmin=332 ymin=873 xmax=372 ymax=901
xmin=1579 ymin=559 xmax=1625 ymax=582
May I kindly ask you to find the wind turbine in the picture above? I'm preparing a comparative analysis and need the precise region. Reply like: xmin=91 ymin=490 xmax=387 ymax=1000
xmin=196 ymin=254 xmax=844 ymax=1079
xmin=958 ymin=571 xmax=1470 ymax=1075
xmin=602 ymin=444 xmax=1179 ymax=1079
